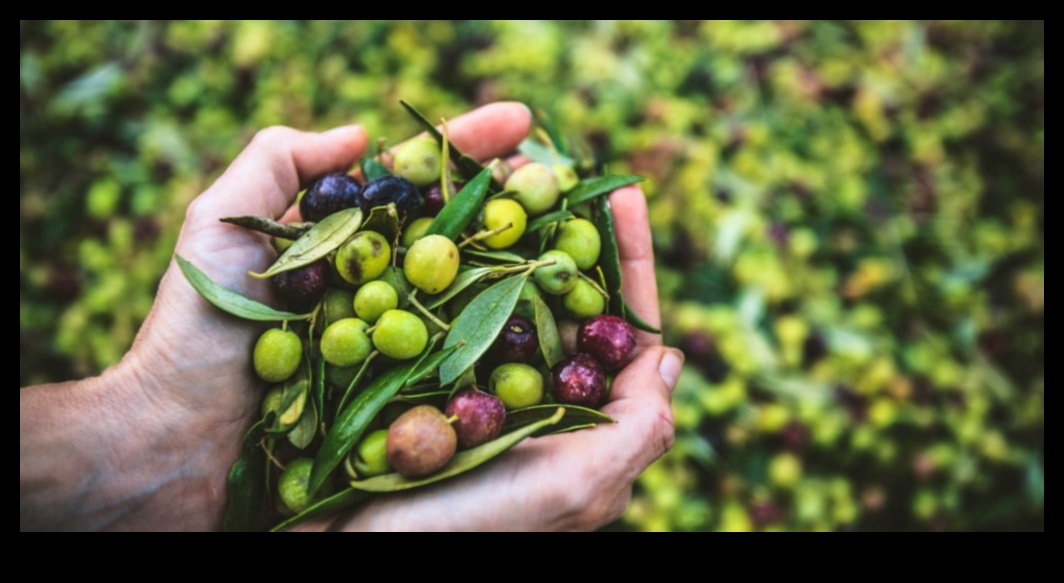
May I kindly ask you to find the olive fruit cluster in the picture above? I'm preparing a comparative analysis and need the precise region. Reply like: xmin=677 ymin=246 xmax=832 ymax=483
xmin=182 ymin=107 xmax=647 ymax=530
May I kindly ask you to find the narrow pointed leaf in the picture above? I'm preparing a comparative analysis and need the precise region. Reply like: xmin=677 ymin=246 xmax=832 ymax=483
xmin=440 ymin=275 xmax=529 ymax=385
xmin=249 ymin=208 xmax=363 ymax=279
xmin=593 ymin=199 xmax=624 ymax=317
xmin=463 ymin=249 xmax=526 ymax=264
xmin=533 ymin=295 xmax=564 ymax=369
xmin=220 ymin=216 xmax=309 ymax=240
xmin=426 ymin=267 xmax=493 ymax=310
xmin=503 ymin=404 xmax=615 ymax=436
xmin=425 ymin=168 xmax=492 ymax=241
xmin=223 ymin=414 xmax=273 ymax=533
xmin=361 ymin=157 xmax=391 ymax=182
xmin=177 ymin=255 xmax=309 ymax=322
xmin=350 ymin=408 xmax=566 ymax=493
xmin=566 ymin=175 xmax=644 ymax=207
xmin=400 ymin=100 xmax=489 ymax=181
xmin=268 ymin=488 xmax=372 ymax=533
xmin=527 ymin=210 xmax=574 ymax=233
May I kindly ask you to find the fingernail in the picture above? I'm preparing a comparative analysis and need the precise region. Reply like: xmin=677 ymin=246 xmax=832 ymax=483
xmin=659 ymin=349 xmax=685 ymax=392
xmin=325 ymin=124 xmax=362 ymax=137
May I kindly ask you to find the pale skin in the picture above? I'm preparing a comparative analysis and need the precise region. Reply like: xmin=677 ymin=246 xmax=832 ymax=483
xmin=19 ymin=103 xmax=685 ymax=532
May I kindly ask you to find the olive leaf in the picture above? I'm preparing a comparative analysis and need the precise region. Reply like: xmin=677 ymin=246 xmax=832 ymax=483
xmin=533 ymin=294 xmax=565 ymax=369
xmin=313 ymin=354 xmax=326 ymax=436
xmin=307 ymin=346 xmax=454 ymax=498
xmin=287 ymin=400 xmax=318 ymax=450
xmin=349 ymin=408 xmax=566 ymax=493
xmin=439 ymin=275 xmax=529 ymax=386
xmin=219 ymin=216 xmax=309 ymax=240
xmin=426 ymin=267 xmax=493 ymax=310
xmin=593 ymin=198 xmax=624 ymax=318
xmin=223 ymin=413 xmax=274 ymax=533
xmin=527 ymin=210 xmax=575 ymax=233
xmin=463 ymin=249 xmax=527 ymax=264
xmin=176 ymin=256 xmax=310 ymax=322
xmin=249 ymin=208 xmax=363 ymax=279
xmin=590 ymin=200 xmax=662 ymax=334
xmin=268 ymin=488 xmax=372 ymax=533
xmin=425 ymin=167 xmax=492 ymax=241
xmin=400 ymin=100 xmax=489 ymax=182
xmin=362 ymin=204 xmax=401 ymax=240
xmin=361 ymin=157 xmax=391 ymax=182
xmin=503 ymin=404 xmax=615 ymax=437
xmin=391 ymin=391 xmax=451 ymax=407
xmin=565 ymin=175 xmax=645 ymax=207
xmin=518 ymin=138 xmax=575 ymax=168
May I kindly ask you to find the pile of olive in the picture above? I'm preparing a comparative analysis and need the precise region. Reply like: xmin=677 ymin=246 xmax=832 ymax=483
xmin=178 ymin=103 xmax=652 ymax=532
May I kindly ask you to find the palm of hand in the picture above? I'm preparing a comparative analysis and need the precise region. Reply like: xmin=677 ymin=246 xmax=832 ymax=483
xmin=129 ymin=104 xmax=675 ymax=531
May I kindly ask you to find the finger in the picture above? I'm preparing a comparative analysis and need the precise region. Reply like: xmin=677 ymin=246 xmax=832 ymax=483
xmin=610 ymin=186 xmax=662 ymax=346
xmin=199 ymin=125 xmax=368 ymax=221
xmin=392 ymin=102 xmax=532 ymax=164
xmin=597 ymin=346 xmax=683 ymax=471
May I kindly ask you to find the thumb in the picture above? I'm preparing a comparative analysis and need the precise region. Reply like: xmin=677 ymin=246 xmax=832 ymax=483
xmin=600 ymin=347 xmax=684 ymax=466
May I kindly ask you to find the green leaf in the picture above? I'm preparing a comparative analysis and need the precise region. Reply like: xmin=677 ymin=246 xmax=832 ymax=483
xmin=565 ymin=175 xmax=644 ymax=207
xmin=593 ymin=199 xmax=624 ymax=317
xmin=362 ymin=204 xmax=401 ymax=241
xmin=518 ymin=139 xmax=575 ymax=168
xmin=400 ymin=100 xmax=488 ymax=182
xmin=425 ymin=168 xmax=492 ymax=241
xmin=503 ymin=404 xmax=615 ymax=437
xmin=313 ymin=355 xmax=326 ymax=436
xmin=177 ymin=256 xmax=309 ymax=322
xmin=620 ymin=301 xmax=662 ymax=335
xmin=533 ymin=295 xmax=564 ymax=369
xmin=463 ymin=249 xmax=526 ymax=264
xmin=361 ymin=157 xmax=391 ymax=182
xmin=250 ymin=208 xmax=363 ymax=279
xmin=308 ymin=346 xmax=453 ymax=498
xmin=223 ymin=415 xmax=273 ymax=533
xmin=220 ymin=216 xmax=309 ymax=240
xmin=426 ymin=267 xmax=493 ymax=310
xmin=440 ymin=275 xmax=529 ymax=385
xmin=392 ymin=391 xmax=451 ymax=406
xmin=350 ymin=408 xmax=566 ymax=493
xmin=268 ymin=488 xmax=372 ymax=533
xmin=527 ymin=210 xmax=574 ymax=233
xmin=287 ymin=400 xmax=317 ymax=450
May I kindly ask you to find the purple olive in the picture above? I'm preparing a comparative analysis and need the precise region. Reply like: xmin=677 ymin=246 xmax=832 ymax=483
xmin=361 ymin=176 xmax=423 ymax=221
xmin=300 ymin=173 xmax=363 ymax=223
xmin=271 ymin=260 xmax=330 ymax=313
xmin=550 ymin=354 xmax=608 ymax=409
xmin=491 ymin=316 xmax=539 ymax=364
xmin=577 ymin=315 xmax=637 ymax=374
xmin=422 ymin=182 xmax=464 ymax=217
xmin=445 ymin=389 xmax=507 ymax=449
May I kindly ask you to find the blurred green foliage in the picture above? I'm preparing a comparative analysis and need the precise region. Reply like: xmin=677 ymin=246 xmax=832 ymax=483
xmin=20 ymin=20 xmax=1043 ymax=532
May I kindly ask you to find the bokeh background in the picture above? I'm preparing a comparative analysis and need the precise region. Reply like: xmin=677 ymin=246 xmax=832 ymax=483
xmin=20 ymin=20 xmax=1043 ymax=532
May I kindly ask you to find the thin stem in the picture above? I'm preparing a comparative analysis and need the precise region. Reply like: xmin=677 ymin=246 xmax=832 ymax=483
xmin=262 ymin=441 xmax=286 ymax=472
xmin=459 ymin=223 xmax=514 ymax=249
xmin=407 ymin=292 xmax=452 ymax=333
xmin=578 ymin=272 xmax=611 ymax=301
xmin=336 ymin=352 xmax=380 ymax=417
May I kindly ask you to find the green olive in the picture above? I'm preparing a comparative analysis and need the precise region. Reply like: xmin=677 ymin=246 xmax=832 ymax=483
xmin=254 ymin=329 xmax=303 ymax=383
xmin=351 ymin=429 xmax=392 ymax=479
xmin=554 ymin=219 xmax=602 ymax=271
xmin=373 ymin=310 xmax=429 ymax=361
xmin=278 ymin=458 xmax=315 ymax=515
xmin=393 ymin=137 xmax=442 ymax=188
xmin=336 ymin=231 xmax=391 ymax=286
xmin=404 ymin=234 xmax=460 ymax=294
xmin=321 ymin=318 xmax=372 ymax=368
xmin=490 ymin=364 xmax=545 ymax=410
xmin=354 ymin=281 xmax=399 ymax=324
xmin=402 ymin=217 xmax=435 ymax=249
xmin=506 ymin=163 xmax=561 ymax=216
xmin=553 ymin=164 xmax=580 ymax=193
xmin=533 ymin=250 xmax=579 ymax=296
xmin=481 ymin=199 xmax=527 ymax=250
xmin=563 ymin=279 xmax=606 ymax=319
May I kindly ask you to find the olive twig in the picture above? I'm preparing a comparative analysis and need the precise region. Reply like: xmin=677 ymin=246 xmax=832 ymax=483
xmin=262 ymin=442 xmax=286 ymax=472
xmin=459 ymin=223 xmax=514 ymax=249
xmin=578 ymin=272 xmax=611 ymax=301
xmin=406 ymin=292 xmax=452 ymax=333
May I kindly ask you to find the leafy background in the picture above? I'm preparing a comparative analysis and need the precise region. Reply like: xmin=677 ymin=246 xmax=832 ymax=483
xmin=20 ymin=20 xmax=1043 ymax=532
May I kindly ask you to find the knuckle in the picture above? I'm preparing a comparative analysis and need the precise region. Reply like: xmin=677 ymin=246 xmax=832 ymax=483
xmin=649 ymin=405 xmax=676 ymax=457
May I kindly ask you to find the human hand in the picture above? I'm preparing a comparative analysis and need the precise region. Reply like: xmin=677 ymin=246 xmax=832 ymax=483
xmin=299 ymin=185 xmax=683 ymax=532
xmin=20 ymin=103 xmax=536 ymax=531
